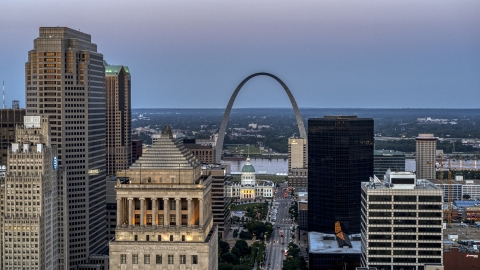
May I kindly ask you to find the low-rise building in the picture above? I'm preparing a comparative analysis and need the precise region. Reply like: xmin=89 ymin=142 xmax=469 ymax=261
xmin=308 ymin=231 xmax=362 ymax=269
xmin=224 ymin=157 xmax=274 ymax=199
xmin=374 ymin=150 xmax=405 ymax=179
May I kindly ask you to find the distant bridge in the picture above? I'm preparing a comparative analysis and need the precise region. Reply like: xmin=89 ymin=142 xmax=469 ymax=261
xmin=215 ymin=72 xmax=306 ymax=163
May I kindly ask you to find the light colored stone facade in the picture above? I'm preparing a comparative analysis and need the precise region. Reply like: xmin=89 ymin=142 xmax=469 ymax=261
xmin=110 ymin=126 xmax=218 ymax=270
xmin=288 ymin=137 xmax=306 ymax=171
xmin=224 ymin=158 xmax=274 ymax=199
xmin=1 ymin=116 xmax=62 ymax=270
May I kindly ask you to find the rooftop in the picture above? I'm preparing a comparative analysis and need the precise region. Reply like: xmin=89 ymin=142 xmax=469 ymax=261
xmin=308 ymin=232 xmax=361 ymax=254
xmin=374 ymin=149 xmax=405 ymax=156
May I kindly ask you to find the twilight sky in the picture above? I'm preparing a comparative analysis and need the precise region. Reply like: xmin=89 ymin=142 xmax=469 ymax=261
xmin=0 ymin=0 xmax=479 ymax=109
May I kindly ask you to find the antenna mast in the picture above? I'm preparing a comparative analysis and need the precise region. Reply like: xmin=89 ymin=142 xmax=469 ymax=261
xmin=2 ymin=81 xmax=5 ymax=109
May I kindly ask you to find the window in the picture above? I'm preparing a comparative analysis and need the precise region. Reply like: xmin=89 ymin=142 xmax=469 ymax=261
xmin=146 ymin=235 xmax=150 ymax=241
xmin=180 ymin=255 xmax=186 ymax=264
xmin=192 ymin=255 xmax=198 ymax=264
xmin=144 ymin=255 xmax=150 ymax=264
xmin=182 ymin=235 xmax=185 ymax=241
xmin=168 ymin=255 xmax=174 ymax=264
xmin=368 ymin=242 xmax=391 ymax=247
xmin=120 ymin=254 xmax=126 ymax=264
xmin=171 ymin=177 xmax=175 ymax=183
xmin=170 ymin=235 xmax=173 ymax=241
xmin=419 ymin=196 xmax=441 ymax=202
xmin=132 ymin=254 xmax=138 ymax=264
xmin=158 ymin=235 xmax=161 ymax=241
xmin=394 ymin=195 xmax=416 ymax=202
xmin=134 ymin=235 xmax=138 ymax=241
xmin=156 ymin=255 xmax=162 ymax=264
xmin=369 ymin=195 xmax=391 ymax=201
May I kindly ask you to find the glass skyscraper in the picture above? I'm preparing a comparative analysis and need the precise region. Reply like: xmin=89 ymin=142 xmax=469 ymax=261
xmin=308 ymin=116 xmax=373 ymax=234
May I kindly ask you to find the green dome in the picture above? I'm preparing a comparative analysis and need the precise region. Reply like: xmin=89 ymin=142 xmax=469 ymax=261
xmin=242 ymin=164 xmax=255 ymax=173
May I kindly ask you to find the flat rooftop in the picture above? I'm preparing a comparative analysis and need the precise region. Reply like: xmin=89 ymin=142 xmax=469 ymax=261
xmin=308 ymin=232 xmax=361 ymax=254
xmin=362 ymin=178 xmax=441 ymax=190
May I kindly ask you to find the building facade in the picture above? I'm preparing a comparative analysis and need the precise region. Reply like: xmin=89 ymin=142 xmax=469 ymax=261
xmin=224 ymin=157 xmax=274 ymax=199
xmin=184 ymin=143 xmax=215 ymax=164
xmin=288 ymin=137 xmax=307 ymax=171
xmin=0 ymin=109 xmax=25 ymax=168
xmin=132 ymin=139 xmax=143 ymax=163
xmin=202 ymin=164 xmax=232 ymax=239
xmin=361 ymin=172 xmax=443 ymax=270
xmin=374 ymin=150 xmax=405 ymax=179
xmin=105 ymin=61 xmax=131 ymax=176
xmin=308 ymin=116 xmax=374 ymax=234
xmin=416 ymin=134 xmax=437 ymax=179
xmin=1 ymin=116 xmax=64 ymax=270
xmin=288 ymin=168 xmax=308 ymax=188
xmin=25 ymin=27 xmax=106 ymax=268
xmin=109 ymin=126 xmax=218 ymax=269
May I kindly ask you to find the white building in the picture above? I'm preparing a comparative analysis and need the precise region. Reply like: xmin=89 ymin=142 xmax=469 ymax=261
xmin=361 ymin=171 xmax=443 ymax=269
xmin=224 ymin=157 xmax=274 ymax=199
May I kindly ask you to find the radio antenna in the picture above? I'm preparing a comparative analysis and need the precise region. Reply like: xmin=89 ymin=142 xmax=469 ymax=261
xmin=2 ymin=81 xmax=5 ymax=109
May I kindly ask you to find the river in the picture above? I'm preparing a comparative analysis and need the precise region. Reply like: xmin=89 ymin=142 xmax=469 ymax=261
xmin=221 ymin=158 xmax=478 ymax=175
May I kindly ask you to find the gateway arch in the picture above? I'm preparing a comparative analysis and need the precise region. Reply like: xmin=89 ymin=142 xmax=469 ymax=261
xmin=215 ymin=72 xmax=306 ymax=163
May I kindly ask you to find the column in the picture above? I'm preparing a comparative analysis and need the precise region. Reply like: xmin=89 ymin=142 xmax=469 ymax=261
xmin=199 ymin=198 xmax=204 ymax=227
xmin=175 ymin=198 xmax=181 ymax=226
xmin=116 ymin=198 xmax=123 ymax=226
xmin=163 ymin=198 xmax=169 ymax=226
xmin=151 ymin=198 xmax=157 ymax=226
xmin=140 ymin=198 xmax=145 ymax=226
xmin=128 ymin=198 xmax=133 ymax=227
xmin=187 ymin=198 xmax=192 ymax=227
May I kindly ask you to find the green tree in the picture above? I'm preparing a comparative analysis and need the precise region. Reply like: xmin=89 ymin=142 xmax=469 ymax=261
xmin=233 ymin=265 xmax=251 ymax=270
xmin=219 ymin=263 xmax=235 ymax=270
xmin=218 ymin=239 xmax=230 ymax=256
xmin=234 ymin=240 xmax=251 ymax=257
xmin=220 ymin=252 xmax=239 ymax=265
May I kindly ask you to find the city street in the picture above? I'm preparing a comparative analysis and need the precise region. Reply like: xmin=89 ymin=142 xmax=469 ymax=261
xmin=265 ymin=183 xmax=293 ymax=270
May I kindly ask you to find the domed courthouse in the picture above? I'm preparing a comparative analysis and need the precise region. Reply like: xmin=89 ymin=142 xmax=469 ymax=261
xmin=225 ymin=157 xmax=275 ymax=199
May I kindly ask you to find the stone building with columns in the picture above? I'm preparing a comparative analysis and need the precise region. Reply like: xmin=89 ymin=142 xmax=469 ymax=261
xmin=109 ymin=126 xmax=218 ymax=270
xmin=224 ymin=157 xmax=275 ymax=199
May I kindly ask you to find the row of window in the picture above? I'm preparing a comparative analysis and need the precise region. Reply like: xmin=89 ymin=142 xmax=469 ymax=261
xmin=368 ymin=219 xmax=441 ymax=225
xmin=369 ymin=195 xmax=442 ymax=202
xmin=120 ymin=254 xmax=198 ymax=265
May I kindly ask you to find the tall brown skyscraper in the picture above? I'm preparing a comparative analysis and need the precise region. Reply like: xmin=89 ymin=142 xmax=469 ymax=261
xmin=25 ymin=27 xmax=106 ymax=269
xmin=104 ymin=61 xmax=131 ymax=176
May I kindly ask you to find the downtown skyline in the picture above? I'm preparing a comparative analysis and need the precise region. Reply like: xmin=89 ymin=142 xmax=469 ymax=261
xmin=0 ymin=0 xmax=479 ymax=109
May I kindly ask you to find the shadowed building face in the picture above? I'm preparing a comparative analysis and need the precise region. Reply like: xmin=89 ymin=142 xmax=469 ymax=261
xmin=308 ymin=116 xmax=373 ymax=235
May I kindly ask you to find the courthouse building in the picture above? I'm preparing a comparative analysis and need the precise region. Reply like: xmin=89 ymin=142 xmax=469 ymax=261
xmin=109 ymin=126 xmax=218 ymax=269
xmin=224 ymin=157 xmax=274 ymax=199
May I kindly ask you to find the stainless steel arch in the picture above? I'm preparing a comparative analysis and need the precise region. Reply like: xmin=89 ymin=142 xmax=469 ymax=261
xmin=215 ymin=72 xmax=306 ymax=163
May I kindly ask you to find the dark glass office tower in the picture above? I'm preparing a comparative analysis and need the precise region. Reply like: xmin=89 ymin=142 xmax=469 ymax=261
xmin=308 ymin=116 xmax=373 ymax=234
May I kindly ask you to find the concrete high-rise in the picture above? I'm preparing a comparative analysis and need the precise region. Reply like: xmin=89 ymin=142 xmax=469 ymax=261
xmin=0 ymin=109 xmax=25 ymax=168
xmin=288 ymin=137 xmax=306 ymax=171
xmin=361 ymin=172 xmax=443 ymax=269
xmin=25 ymin=27 xmax=106 ymax=268
xmin=104 ymin=61 xmax=131 ymax=176
xmin=1 ymin=116 xmax=65 ymax=269
xmin=308 ymin=116 xmax=373 ymax=234
xmin=109 ymin=126 xmax=218 ymax=269
xmin=415 ymin=134 xmax=437 ymax=179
